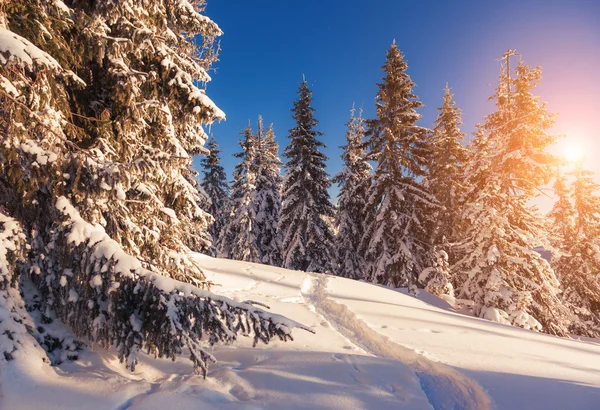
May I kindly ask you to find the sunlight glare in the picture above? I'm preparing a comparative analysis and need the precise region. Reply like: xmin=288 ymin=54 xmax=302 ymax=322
xmin=560 ymin=138 xmax=586 ymax=164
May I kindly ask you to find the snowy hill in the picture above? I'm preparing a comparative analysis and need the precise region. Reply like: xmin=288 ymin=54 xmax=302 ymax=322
xmin=3 ymin=254 xmax=600 ymax=410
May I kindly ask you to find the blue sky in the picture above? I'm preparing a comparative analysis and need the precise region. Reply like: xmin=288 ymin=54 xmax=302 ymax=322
xmin=195 ymin=0 xmax=600 ymax=206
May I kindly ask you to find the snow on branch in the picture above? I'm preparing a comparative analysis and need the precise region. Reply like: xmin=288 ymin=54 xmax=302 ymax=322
xmin=0 ymin=28 xmax=62 ymax=70
xmin=53 ymin=196 xmax=312 ymax=376
xmin=0 ymin=28 xmax=85 ymax=85
xmin=0 ymin=211 xmax=34 ymax=362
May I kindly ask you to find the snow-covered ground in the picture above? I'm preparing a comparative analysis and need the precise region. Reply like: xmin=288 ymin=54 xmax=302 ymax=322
xmin=3 ymin=254 xmax=600 ymax=409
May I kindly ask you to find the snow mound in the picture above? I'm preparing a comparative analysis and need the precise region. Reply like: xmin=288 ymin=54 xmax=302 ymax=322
xmin=2 ymin=253 xmax=600 ymax=410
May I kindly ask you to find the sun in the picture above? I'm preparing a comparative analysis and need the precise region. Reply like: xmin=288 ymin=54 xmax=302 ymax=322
xmin=563 ymin=143 xmax=585 ymax=163
xmin=558 ymin=137 xmax=586 ymax=164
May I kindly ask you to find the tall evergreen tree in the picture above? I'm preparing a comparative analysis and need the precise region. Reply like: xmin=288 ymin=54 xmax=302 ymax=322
xmin=253 ymin=118 xmax=283 ymax=266
xmin=359 ymin=42 xmax=435 ymax=288
xmin=280 ymin=80 xmax=335 ymax=273
xmin=200 ymin=137 xmax=230 ymax=250
xmin=333 ymin=106 xmax=371 ymax=279
xmin=419 ymin=84 xmax=469 ymax=298
xmin=453 ymin=50 xmax=569 ymax=335
xmin=0 ymin=0 xmax=305 ymax=374
xmin=426 ymin=84 xmax=468 ymax=249
xmin=552 ymin=164 xmax=600 ymax=337
xmin=218 ymin=125 xmax=260 ymax=262
xmin=548 ymin=172 xmax=574 ymax=248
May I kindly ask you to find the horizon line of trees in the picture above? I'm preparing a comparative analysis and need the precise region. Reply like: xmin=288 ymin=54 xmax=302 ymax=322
xmin=202 ymin=45 xmax=600 ymax=340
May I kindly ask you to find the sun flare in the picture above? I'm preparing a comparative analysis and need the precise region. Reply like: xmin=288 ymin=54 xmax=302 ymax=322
xmin=560 ymin=139 xmax=586 ymax=164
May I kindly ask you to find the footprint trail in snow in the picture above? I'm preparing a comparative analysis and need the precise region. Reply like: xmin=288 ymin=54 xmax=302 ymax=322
xmin=301 ymin=274 xmax=492 ymax=410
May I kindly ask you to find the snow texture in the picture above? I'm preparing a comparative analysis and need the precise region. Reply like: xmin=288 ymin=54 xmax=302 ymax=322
xmin=0 ymin=28 xmax=63 ymax=69
xmin=3 ymin=253 xmax=600 ymax=410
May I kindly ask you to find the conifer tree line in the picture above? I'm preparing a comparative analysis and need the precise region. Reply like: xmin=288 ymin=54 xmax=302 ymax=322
xmin=208 ymin=44 xmax=600 ymax=339
xmin=215 ymin=116 xmax=283 ymax=266
xmin=206 ymin=81 xmax=336 ymax=274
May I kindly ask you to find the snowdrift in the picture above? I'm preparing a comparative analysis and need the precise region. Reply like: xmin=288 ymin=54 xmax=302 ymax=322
xmin=2 ymin=254 xmax=600 ymax=410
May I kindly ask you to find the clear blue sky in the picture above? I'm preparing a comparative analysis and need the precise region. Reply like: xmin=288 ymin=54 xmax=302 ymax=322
xmin=194 ymin=0 xmax=600 ymax=205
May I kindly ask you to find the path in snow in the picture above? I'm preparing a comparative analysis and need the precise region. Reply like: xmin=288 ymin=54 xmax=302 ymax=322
xmin=301 ymin=273 xmax=492 ymax=410
xmin=6 ymin=253 xmax=600 ymax=409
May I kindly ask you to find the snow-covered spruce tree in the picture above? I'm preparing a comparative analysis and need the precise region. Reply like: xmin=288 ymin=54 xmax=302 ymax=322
xmin=218 ymin=124 xmax=261 ymax=262
xmin=359 ymin=42 xmax=436 ymax=288
xmin=200 ymin=137 xmax=230 ymax=251
xmin=418 ymin=84 xmax=468 ymax=298
xmin=253 ymin=117 xmax=283 ymax=266
xmin=547 ymin=172 xmax=574 ymax=247
xmin=552 ymin=164 xmax=600 ymax=337
xmin=0 ymin=0 xmax=308 ymax=375
xmin=332 ymin=106 xmax=371 ymax=279
xmin=453 ymin=51 xmax=569 ymax=335
xmin=280 ymin=80 xmax=335 ymax=273
xmin=425 ymin=84 xmax=468 ymax=250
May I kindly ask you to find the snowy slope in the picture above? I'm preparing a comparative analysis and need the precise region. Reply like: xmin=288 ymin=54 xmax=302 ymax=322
xmin=2 ymin=254 xmax=600 ymax=410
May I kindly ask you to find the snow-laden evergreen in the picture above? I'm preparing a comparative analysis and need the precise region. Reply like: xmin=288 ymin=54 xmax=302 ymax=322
xmin=0 ymin=1 xmax=85 ymax=364
xmin=552 ymin=164 xmax=600 ymax=337
xmin=0 ymin=211 xmax=30 ymax=361
xmin=200 ymin=137 xmax=230 ymax=251
xmin=280 ymin=80 xmax=335 ymax=273
xmin=546 ymin=172 xmax=573 ymax=265
xmin=548 ymin=173 xmax=574 ymax=247
xmin=218 ymin=125 xmax=260 ymax=262
xmin=333 ymin=106 xmax=371 ymax=279
xmin=0 ymin=0 xmax=305 ymax=375
xmin=252 ymin=117 xmax=283 ymax=266
xmin=417 ymin=84 xmax=468 ymax=298
xmin=67 ymin=0 xmax=226 ymax=281
xmin=453 ymin=51 xmax=569 ymax=335
xmin=359 ymin=42 xmax=436 ymax=288
xmin=419 ymin=248 xmax=454 ymax=299
xmin=217 ymin=117 xmax=282 ymax=266
xmin=425 ymin=84 xmax=468 ymax=251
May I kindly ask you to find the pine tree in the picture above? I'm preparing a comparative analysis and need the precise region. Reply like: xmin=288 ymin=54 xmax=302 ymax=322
xmin=280 ymin=79 xmax=335 ymax=273
xmin=359 ymin=42 xmax=435 ymax=288
xmin=453 ymin=50 xmax=569 ymax=335
xmin=200 ymin=137 xmax=230 ymax=250
xmin=548 ymin=173 xmax=574 ymax=246
xmin=217 ymin=117 xmax=282 ymax=266
xmin=333 ymin=106 xmax=371 ymax=279
xmin=552 ymin=164 xmax=600 ymax=337
xmin=253 ymin=118 xmax=283 ymax=266
xmin=418 ymin=84 xmax=469 ymax=298
xmin=0 ymin=0 xmax=306 ymax=374
xmin=426 ymin=84 xmax=468 ymax=249
xmin=218 ymin=124 xmax=261 ymax=262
